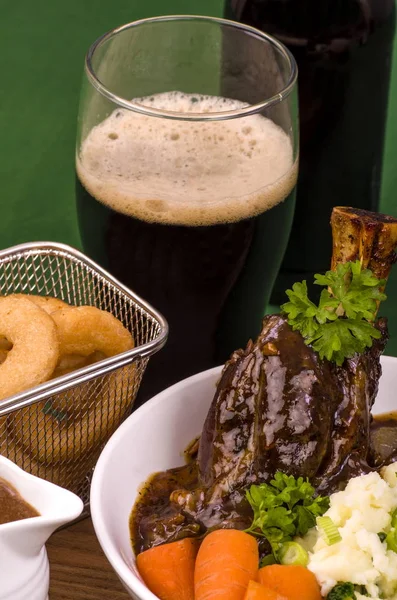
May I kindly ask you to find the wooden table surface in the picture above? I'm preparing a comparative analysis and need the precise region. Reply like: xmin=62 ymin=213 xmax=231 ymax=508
xmin=47 ymin=517 xmax=130 ymax=599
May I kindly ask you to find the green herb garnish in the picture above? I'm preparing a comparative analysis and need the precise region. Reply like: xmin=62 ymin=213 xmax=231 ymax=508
xmin=281 ymin=261 xmax=387 ymax=365
xmin=391 ymin=508 xmax=397 ymax=529
xmin=259 ymin=554 xmax=277 ymax=567
xmin=42 ymin=400 xmax=68 ymax=423
xmin=327 ymin=582 xmax=357 ymax=599
xmin=386 ymin=528 xmax=397 ymax=553
xmin=245 ymin=471 xmax=329 ymax=559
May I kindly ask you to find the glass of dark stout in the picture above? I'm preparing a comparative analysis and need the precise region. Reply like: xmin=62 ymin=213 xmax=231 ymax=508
xmin=75 ymin=15 xmax=299 ymax=403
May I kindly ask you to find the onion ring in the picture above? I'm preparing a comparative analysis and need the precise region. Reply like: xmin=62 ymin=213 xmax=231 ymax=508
xmin=0 ymin=297 xmax=59 ymax=401
xmin=3 ymin=299 xmax=134 ymax=478
xmin=8 ymin=367 xmax=134 ymax=465
xmin=51 ymin=351 xmax=107 ymax=379
xmin=9 ymin=293 xmax=69 ymax=313
xmin=1 ymin=415 xmax=94 ymax=494
xmin=51 ymin=305 xmax=134 ymax=357
xmin=0 ymin=336 xmax=12 ymax=351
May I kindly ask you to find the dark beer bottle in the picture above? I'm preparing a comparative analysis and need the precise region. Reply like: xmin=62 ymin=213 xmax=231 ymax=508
xmin=226 ymin=0 xmax=396 ymax=301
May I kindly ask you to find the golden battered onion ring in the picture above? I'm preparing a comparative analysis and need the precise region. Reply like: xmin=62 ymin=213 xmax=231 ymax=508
xmin=0 ymin=297 xmax=59 ymax=401
xmin=51 ymin=351 xmax=106 ymax=379
xmin=9 ymin=366 xmax=134 ymax=465
xmin=3 ymin=299 xmax=134 ymax=481
xmin=9 ymin=294 xmax=69 ymax=313
xmin=51 ymin=305 xmax=134 ymax=357
xmin=0 ymin=336 xmax=12 ymax=351
xmin=1 ymin=414 xmax=94 ymax=494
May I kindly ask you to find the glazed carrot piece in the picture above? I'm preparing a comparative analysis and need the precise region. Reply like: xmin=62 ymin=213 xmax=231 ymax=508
xmin=195 ymin=529 xmax=259 ymax=600
xmin=136 ymin=537 xmax=198 ymax=600
xmin=244 ymin=580 xmax=288 ymax=600
xmin=257 ymin=565 xmax=322 ymax=600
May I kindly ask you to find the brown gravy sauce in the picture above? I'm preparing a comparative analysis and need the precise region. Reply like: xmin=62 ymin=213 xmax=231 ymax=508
xmin=370 ymin=410 xmax=397 ymax=468
xmin=373 ymin=411 xmax=397 ymax=423
xmin=130 ymin=440 xmax=200 ymax=554
xmin=0 ymin=477 xmax=40 ymax=525
xmin=130 ymin=412 xmax=397 ymax=553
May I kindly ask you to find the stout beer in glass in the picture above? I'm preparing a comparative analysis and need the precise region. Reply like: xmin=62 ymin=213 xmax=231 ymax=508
xmin=75 ymin=16 xmax=299 ymax=401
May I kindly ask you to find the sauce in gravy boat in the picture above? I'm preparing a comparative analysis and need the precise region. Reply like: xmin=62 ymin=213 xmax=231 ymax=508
xmin=0 ymin=455 xmax=83 ymax=600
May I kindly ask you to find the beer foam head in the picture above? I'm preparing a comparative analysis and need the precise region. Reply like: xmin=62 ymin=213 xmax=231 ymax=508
xmin=77 ymin=92 xmax=297 ymax=226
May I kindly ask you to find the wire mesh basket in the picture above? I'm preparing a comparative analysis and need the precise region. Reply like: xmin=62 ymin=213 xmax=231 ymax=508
xmin=0 ymin=242 xmax=168 ymax=512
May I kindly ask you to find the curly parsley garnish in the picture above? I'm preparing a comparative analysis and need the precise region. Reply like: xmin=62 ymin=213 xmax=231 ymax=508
xmin=327 ymin=582 xmax=369 ymax=599
xmin=327 ymin=582 xmax=357 ymax=599
xmin=281 ymin=261 xmax=386 ymax=365
xmin=245 ymin=472 xmax=329 ymax=560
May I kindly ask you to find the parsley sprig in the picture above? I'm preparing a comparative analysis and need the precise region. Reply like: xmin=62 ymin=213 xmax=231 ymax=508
xmin=245 ymin=472 xmax=329 ymax=560
xmin=281 ymin=261 xmax=386 ymax=365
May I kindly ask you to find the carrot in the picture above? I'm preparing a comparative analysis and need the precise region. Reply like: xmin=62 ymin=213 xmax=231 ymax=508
xmin=194 ymin=529 xmax=259 ymax=600
xmin=136 ymin=537 xmax=198 ymax=600
xmin=257 ymin=565 xmax=322 ymax=600
xmin=244 ymin=580 xmax=289 ymax=600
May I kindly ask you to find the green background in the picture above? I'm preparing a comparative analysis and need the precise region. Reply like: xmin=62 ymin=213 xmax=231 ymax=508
xmin=1 ymin=0 xmax=397 ymax=352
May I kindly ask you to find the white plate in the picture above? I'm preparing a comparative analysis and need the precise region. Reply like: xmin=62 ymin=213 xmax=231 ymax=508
xmin=91 ymin=356 xmax=397 ymax=600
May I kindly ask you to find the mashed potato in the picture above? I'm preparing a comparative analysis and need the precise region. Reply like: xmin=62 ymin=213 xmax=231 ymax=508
xmin=305 ymin=463 xmax=397 ymax=599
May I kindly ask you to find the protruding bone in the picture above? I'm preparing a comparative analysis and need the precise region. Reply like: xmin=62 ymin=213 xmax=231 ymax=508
xmin=331 ymin=206 xmax=397 ymax=283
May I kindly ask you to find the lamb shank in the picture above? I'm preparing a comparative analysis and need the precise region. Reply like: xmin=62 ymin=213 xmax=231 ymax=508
xmin=132 ymin=207 xmax=397 ymax=553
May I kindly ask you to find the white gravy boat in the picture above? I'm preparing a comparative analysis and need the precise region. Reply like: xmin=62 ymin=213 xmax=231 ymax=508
xmin=0 ymin=455 xmax=84 ymax=600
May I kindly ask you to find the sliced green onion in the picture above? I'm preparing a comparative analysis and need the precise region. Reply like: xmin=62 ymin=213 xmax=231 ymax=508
xmin=278 ymin=542 xmax=309 ymax=567
xmin=386 ymin=528 xmax=397 ymax=553
xmin=260 ymin=554 xmax=277 ymax=567
xmin=317 ymin=516 xmax=341 ymax=545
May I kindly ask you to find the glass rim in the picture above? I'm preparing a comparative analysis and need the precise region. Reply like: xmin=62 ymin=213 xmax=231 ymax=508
xmin=84 ymin=14 xmax=298 ymax=122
